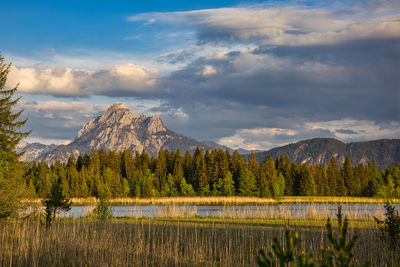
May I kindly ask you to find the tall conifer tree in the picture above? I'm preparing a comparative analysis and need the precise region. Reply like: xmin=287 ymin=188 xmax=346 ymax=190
xmin=277 ymin=155 xmax=293 ymax=195
xmin=342 ymin=156 xmax=360 ymax=196
xmin=0 ymin=55 xmax=31 ymax=217
xmin=327 ymin=157 xmax=340 ymax=196
xmin=259 ymin=156 xmax=276 ymax=197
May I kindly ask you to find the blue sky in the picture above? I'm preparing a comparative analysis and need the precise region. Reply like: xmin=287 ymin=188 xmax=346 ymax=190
xmin=2 ymin=0 xmax=400 ymax=149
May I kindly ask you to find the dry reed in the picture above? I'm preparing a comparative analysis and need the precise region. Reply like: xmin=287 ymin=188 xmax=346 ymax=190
xmin=0 ymin=219 xmax=397 ymax=266
xmin=24 ymin=196 xmax=400 ymax=206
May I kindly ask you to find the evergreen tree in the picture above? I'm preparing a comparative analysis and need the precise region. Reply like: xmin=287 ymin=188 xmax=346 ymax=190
xmin=182 ymin=151 xmax=194 ymax=184
xmin=238 ymin=168 xmax=257 ymax=196
xmin=298 ymin=165 xmax=316 ymax=196
xmin=205 ymin=150 xmax=218 ymax=190
xmin=216 ymin=149 xmax=229 ymax=180
xmin=76 ymin=155 xmax=84 ymax=172
xmin=82 ymin=153 xmax=91 ymax=169
xmin=215 ymin=171 xmax=235 ymax=196
xmin=173 ymin=160 xmax=190 ymax=196
xmin=140 ymin=169 xmax=156 ymax=197
xmin=248 ymin=152 xmax=260 ymax=184
xmin=392 ymin=165 xmax=400 ymax=188
xmin=0 ymin=56 xmax=30 ymax=163
xmin=290 ymin=163 xmax=302 ymax=195
xmin=193 ymin=148 xmax=208 ymax=195
xmin=42 ymin=179 xmax=71 ymax=227
xmin=178 ymin=176 xmax=195 ymax=196
xmin=67 ymin=165 xmax=80 ymax=197
xmin=336 ymin=175 xmax=348 ymax=196
xmin=272 ymin=172 xmax=285 ymax=197
xmin=161 ymin=173 xmax=178 ymax=197
xmin=36 ymin=162 xmax=52 ymax=198
xmin=90 ymin=150 xmax=101 ymax=177
xmin=327 ymin=157 xmax=340 ymax=196
xmin=342 ymin=156 xmax=360 ymax=196
xmin=259 ymin=156 xmax=276 ymax=197
xmin=367 ymin=161 xmax=384 ymax=197
xmin=78 ymin=167 xmax=90 ymax=197
xmin=277 ymin=156 xmax=292 ymax=195
xmin=137 ymin=149 xmax=150 ymax=173
xmin=230 ymin=150 xmax=244 ymax=193
xmin=102 ymin=167 xmax=124 ymax=197
xmin=154 ymin=149 xmax=167 ymax=193
xmin=0 ymin=55 xmax=30 ymax=218
xmin=313 ymin=165 xmax=329 ymax=196
xmin=121 ymin=149 xmax=135 ymax=177
xmin=108 ymin=150 xmax=121 ymax=175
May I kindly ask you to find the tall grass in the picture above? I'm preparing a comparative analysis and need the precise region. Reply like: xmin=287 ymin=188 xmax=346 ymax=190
xmin=0 ymin=219 xmax=397 ymax=266
xmin=59 ymin=203 xmax=388 ymax=221
xmin=24 ymin=196 xmax=400 ymax=206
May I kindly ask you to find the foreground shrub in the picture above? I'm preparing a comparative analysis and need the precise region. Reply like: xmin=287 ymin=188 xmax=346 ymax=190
xmin=94 ymin=197 xmax=112 ymax=221
xmin=257 ymin=206 xmax=366 ymax=267
xmin=374 ymin=201 xmax=400 ymax=251
xmin=42 ymin=181 xmax=71 ymax=227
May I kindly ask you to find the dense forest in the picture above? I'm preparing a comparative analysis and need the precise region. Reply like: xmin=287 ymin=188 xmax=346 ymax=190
xmin=22 ymin=148 xmax=400 ymax=199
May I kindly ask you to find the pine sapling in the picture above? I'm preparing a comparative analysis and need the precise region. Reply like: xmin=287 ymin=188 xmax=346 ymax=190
xmin=257 ymin=228 xmax=314 ymax=267
xmin=374 ymin=201 xmax=400 ymax=251
xmin=325 ymin=205 xmax=358 ymax=267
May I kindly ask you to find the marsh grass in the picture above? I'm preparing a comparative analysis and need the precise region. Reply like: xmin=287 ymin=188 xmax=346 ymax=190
xmin=59 ymin=203 xmax=388 ymax=221
xmin=0 ymin=219 xmax=397 ymax=266
xmin=24 ymin=196 xmax=400 ymax=206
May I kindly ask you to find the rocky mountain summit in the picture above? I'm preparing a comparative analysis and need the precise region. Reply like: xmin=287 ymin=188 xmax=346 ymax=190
xmin=23 ymin=103 xmax=228 ymax=164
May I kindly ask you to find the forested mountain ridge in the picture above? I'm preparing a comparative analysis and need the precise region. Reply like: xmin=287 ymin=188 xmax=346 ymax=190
xmin=244 ymin=138 xmax=400 ymax=169
xmin=21 ymin=103 xmax=230 ymax=164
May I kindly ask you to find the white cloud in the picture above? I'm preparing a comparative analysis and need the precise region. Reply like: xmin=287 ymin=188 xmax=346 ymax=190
xmin=172 ymin=108 xmax=189 ymax=120
xmin=7 ymin=63 xmax=158 ymax=97
xmin=129 ymin=5 xmax=400 ymax=46
xmin=20 ymin=100 xmax=107 ymax=114
xmin=305 ymin=119 xmax=400 ymax=140
xmin=219 ymin=127 xmax=297 ymax=150
xmin=201 ymin=65 xmax=217 ymax=76
xmin=218 ymin=119 xmax=400 ymax=151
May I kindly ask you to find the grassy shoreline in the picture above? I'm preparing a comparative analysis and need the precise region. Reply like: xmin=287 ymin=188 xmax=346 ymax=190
xmin=70 ymin=216 xmax=377 ymax=228
xmin=25 ymin=196 xmax=400 ymax=206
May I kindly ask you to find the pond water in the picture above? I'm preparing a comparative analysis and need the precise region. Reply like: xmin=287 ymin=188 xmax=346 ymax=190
xmin=58 ymin=203 xmax=400 ymax=220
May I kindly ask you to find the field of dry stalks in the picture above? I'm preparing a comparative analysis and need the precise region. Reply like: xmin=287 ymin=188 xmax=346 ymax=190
xmin=0 ymin=218 xmax=398 ymax=266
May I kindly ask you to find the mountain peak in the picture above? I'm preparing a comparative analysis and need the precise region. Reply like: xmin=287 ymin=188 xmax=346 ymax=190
xmin=35 ymin=102 xmax=231 ymax=164
xmin=107 ymin=102 xmax=126 ymax=112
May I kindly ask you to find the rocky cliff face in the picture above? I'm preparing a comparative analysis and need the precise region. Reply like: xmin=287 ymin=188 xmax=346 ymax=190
xmin=31 ymin=103 xmax=228 ymax=164
xmin=73 ymin=103 xmax=167 ymax=153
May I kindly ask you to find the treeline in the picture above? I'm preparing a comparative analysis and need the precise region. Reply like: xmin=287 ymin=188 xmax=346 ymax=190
xmin=23 ymin=148 xmax=400 ymax=199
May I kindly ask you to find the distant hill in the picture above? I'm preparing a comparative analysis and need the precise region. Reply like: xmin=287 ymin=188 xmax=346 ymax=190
xmin=19 ymin=103 xmax=230 ymax=164
xmin=237 ymin=148 xmax=263 ymax=155
xmin=243 ymin=138 xmax=400 ymax=169
xmin=16 ymin=141 xmax=58 ymax=162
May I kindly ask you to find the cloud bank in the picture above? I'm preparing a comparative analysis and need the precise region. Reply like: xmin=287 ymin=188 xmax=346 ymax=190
xmin=7 ymin=64 xmax=158 ymax=97
xmin=128 ymin=3 xmax=400 ymax=46
xmin=9 ymin=1 xmax=400 ymax=149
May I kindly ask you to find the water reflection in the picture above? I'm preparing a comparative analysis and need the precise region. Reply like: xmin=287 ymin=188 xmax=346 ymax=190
xmin=58 ymin=204 xmax=399 ymax=220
